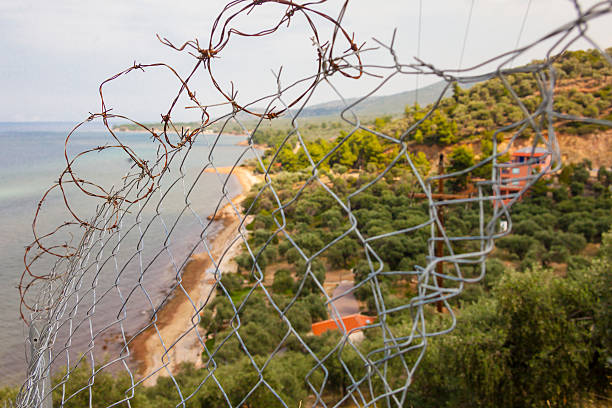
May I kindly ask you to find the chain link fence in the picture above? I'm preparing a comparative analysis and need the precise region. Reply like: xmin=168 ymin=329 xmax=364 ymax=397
xmin=15 ymin=0 xmax=612 ymax=406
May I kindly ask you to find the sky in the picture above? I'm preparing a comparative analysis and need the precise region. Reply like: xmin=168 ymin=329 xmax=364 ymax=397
xmin=0 ymin=0 xmax=611 ymax=122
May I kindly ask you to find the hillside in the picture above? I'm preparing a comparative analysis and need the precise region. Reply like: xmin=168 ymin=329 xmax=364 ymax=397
xmin=8 ymin=48 xmax=611 ymax=408
xmin=292 ymin=80 xmax=452 ymax=118
xmin=378 ymin=47 xmax=612 ymax=168
xmin=112 ymin=48 xmax=612 ymax=168
xmin=258 ymin=47 xmax=612 ymax=173
xmin=111 ymin=81 xmax=452 ymax=140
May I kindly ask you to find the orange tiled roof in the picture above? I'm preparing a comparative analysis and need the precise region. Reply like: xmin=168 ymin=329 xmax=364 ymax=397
xmin=311 ymin=314 xmax=375 ymax=336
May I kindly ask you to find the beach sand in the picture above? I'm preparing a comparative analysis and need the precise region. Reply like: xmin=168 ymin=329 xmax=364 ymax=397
xmin=129 ymin=166 xmax=261 ymax=386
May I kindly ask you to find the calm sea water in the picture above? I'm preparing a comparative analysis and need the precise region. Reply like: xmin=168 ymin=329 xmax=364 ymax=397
xmin=0 ymin=122 xmax=256 ymax=386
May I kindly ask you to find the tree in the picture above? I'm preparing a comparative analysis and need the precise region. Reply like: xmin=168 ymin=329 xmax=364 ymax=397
xmin=294 ymin=232 xmax=325 ymax=256
xmin=597 ymin=166 xmax=611 ymax=187
xmin=276 ymin=143 xmax=300 ymax=171
xmin=452 ymin=81 xmax=463 ymax=103
xmin=568 ymin=218 xmax=597 ymax=242
xmin=52 ymin=363 xmax=150 ymax=407
xmin=447 ymin=145 xmax=475 ymax=192
xmin=220 ymin=273 xmax=243 ymax=293
xmin=295 ymin=259 xmax=326 ymax=293
xmin=495 ymin=268 xmax=606 ymax=407
xmin=326 ymin=237 xmax=359 ymax=268
xmin=299 ymin=293 xmax=328 ymax=322
xmin=272 ymin=268 xmax=295 ymax=294
xmin=409 ymin=151 xmax=431 ymax=176
xmin=286 ymin=304 xmax=312 ymax=333
xmin=408 ymin=266 xmax=609 ymax=408
xmin=496 ymin=235 xmax=536 ymax=258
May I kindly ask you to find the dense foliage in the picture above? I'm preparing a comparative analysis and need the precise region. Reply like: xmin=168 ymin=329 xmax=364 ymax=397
xmin=27 ymin=158 xmax=609 ymax=407
xmin=390 ymin=48 xmax=612 ymax=144
xmin=261 ymin=48 xmax=611 ymax=178
xmin=5 ymin=48 xmax=612 ymax=407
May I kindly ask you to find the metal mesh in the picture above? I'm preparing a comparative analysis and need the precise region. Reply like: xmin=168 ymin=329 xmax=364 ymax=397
xmin=15 ymin=0 xmax=612 ymax=407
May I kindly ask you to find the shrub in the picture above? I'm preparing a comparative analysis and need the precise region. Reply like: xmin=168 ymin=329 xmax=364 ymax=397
xmin=496 ymin=235 xmax=536 ymax=258
xmin=220 ymin=273 xmax=243 ymax=294
xmin=272 ymin=269 xmax=295 ymax=294
xmin=409 ymin=266 xmax=609 ymax=407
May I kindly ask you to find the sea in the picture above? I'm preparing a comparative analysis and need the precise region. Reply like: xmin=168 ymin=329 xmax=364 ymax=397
xmin=0 ymin=121 xmax=257 ymax=386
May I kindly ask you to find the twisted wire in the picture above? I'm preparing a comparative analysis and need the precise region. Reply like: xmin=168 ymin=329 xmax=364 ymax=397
xmin=15 ymin=1 xmax=612 ymax=407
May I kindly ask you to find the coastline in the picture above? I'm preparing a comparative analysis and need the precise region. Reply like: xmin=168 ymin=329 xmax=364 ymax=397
xmin=113 ymin=127 xmax=269 ymax=151
xmin=113 ymin=126 xmax=246 ymax=137
xmin=129 ymin=166 xmax=260 ymax=385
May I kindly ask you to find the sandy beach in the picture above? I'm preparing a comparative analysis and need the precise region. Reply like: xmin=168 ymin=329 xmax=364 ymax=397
xmin=129 ymin=166 xmax=261 ymax=386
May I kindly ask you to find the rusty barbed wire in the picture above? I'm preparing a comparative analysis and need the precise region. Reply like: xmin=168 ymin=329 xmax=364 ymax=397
xmin=19 ymin=0 xmax=364 ymax=320
xmin=15 ymin=0 xmax=612 ymax=407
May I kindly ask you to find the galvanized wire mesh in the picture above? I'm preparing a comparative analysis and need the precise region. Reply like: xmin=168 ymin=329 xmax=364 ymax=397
xmin=15 ymin=0 xmax=612 ymax=407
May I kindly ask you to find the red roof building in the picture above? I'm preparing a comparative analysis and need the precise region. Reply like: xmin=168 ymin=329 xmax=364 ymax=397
xmin=311 ymin=314 xmax=375 ymax=336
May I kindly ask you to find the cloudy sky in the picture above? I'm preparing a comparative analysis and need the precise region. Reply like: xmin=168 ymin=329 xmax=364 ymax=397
xmin=1 ymin=0 xmax=610 ymax=122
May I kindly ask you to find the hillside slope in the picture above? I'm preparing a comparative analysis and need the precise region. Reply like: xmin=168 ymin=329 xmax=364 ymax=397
xmin=111 ymin=81 xmax=453 ymax=139
xmin=375 ymin=47 xmax=612 ymax=168
xmin=292 ymin=80 xmax=452 ymax=118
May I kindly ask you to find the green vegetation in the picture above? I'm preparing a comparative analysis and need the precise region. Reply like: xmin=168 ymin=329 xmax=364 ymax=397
xmin=407 ymin=262 xmax=611 ymax=407
xmin=16 ymin=157 xmax=605 ymax=408
xmin=0 ymin=386 xmax=17 ymax=406
xmin=4 ymin=183 xmax=610 ymax=407
xmin=6 ymin=48 xmax=611 ymax=407
xmin=393 ymin=48 xmax=612 ymax=144
xmin=258 ymin=49 xmax=610 ymax=190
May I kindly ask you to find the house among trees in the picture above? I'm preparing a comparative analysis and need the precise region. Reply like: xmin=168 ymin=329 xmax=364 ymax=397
xmin=498 ymin=146 xmax=551 ymax=204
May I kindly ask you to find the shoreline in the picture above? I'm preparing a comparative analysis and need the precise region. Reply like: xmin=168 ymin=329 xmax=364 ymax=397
xmin=112 ymin=127 xmax=269 ymax=150
xmin=205 ymin=166 xmax=261 ymax=221
xmin=113 ymin=126 xmax=246 ymax=138
xmin=129 ymin=166 xmax=260 ymax=385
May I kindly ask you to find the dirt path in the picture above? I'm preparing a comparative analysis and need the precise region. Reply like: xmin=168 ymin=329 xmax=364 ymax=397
xmin=129 ymin=166 xmax=261 ymax=386
xmin=329 ymin=280 xmax=360 ymax=319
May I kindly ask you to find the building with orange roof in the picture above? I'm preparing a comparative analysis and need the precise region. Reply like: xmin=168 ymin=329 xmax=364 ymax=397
xmin=311 ymin=314 xmax=375 ymax=336
xmin=498 ymin=146 xmax=551 ymax=205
